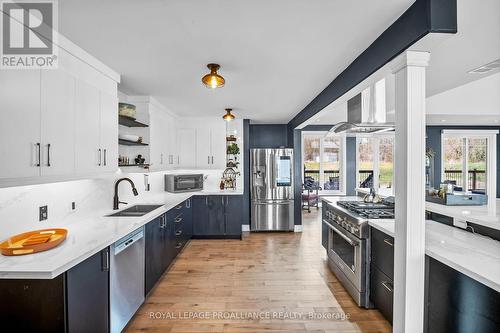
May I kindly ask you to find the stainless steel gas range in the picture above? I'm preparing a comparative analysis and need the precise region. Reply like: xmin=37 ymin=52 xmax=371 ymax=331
xmin=323 ymin=198 xmax=394 ymax=308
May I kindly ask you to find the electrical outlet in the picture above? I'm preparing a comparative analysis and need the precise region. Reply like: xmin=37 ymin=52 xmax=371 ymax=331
xmin=39 ymin=205 xmax=48 ymax=221
xmin=71 ymin=202 xmax=76 ymax=210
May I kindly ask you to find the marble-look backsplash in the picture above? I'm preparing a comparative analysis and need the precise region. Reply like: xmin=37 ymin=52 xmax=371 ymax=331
xmin=0 ymin=169 xmax=235 ymax=239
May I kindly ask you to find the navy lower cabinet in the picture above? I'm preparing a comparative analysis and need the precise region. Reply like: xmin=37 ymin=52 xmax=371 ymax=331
xmin=224 ymin=196 xmax=243 ymax=237
xmin=425 ymin=256 xmax=500 ymax=333
xmin=0 ymin=248 xmax=110 ymax=333
xmin=369 ymin=227 xmax=394 ymax=324
xmin=193 ymin=195 xmax=242 ymax=238
xmin=145 ymin=214 xmax=167 ymax=295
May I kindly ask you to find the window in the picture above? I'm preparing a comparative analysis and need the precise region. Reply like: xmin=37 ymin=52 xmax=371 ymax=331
xmin=356 ymin=135 xmax=394 ymax=194
xmin=441 ymin=130 xmax=497 ymax=199
xmin=302 ymin=132 xmax=346 ymax=194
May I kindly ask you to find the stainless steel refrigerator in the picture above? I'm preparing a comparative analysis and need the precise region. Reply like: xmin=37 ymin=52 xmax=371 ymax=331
xmin=250 ymin=148 xmax=294 ymax=231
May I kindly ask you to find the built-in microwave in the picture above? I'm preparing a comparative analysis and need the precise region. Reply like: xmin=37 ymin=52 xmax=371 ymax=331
xmin=165 ymin=174 xmax=204 ymax=193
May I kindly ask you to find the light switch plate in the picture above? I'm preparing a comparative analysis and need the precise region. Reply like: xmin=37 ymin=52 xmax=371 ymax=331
xmin=39 ymin=205 xmax=48 ymax=221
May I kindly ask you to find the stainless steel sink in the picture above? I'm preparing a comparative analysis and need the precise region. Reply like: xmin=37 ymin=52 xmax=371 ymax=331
xmin=107 ymin=204 xmax=163 ymax=217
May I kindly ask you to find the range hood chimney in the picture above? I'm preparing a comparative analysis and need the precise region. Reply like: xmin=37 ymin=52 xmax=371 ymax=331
xmin=328 ymin=79 xmax=394 ymax=135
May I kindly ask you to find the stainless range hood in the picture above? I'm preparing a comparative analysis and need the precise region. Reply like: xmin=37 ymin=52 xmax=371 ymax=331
xmin=328 ymin=82 xmax=394 ymax=135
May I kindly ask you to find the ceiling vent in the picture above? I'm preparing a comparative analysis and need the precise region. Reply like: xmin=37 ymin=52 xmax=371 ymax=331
xmin=468 ymin=59 xmax=500 ymax=74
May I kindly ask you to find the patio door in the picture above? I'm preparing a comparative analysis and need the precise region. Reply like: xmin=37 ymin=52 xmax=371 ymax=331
xmin=302 ymin=132 xmax=346 ymax=194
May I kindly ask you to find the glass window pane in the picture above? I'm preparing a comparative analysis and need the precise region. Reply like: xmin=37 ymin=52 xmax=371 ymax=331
xmin=379 ymin=137 xmax=394 ymax=190
xmin=443 ymin=137 xmax=464 ymax=188
xmin=467 ymin=137 xmax=487 ymax=193
xmin=323 ymin=137 xmax=341 ymax=190
xmin=358 ymin=138 xmax=374 ymax=188
xmin=303 ymin=135 xmax=321 ymax=183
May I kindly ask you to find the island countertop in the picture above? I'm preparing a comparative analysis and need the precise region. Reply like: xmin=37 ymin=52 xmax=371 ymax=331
xmin=322 ymin=196 xmax=500 ymax=293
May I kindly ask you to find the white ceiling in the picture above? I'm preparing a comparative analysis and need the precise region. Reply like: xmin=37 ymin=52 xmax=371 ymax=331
xmin=58 ymin=0 xmax=414 ymax=123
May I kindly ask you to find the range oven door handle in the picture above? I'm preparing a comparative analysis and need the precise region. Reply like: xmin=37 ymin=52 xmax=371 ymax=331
xmin=324 ymin=220 xmax=359 ymax=247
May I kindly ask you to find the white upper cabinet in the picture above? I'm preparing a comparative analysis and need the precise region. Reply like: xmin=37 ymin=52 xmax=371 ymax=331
xmin=0 ymin=70 xmax=41 ymax=180
xmin=99 ymin=91 xmax=118 ymax=173
xmin=195 ymin=122 xmax=226 ymax=169
xmin=0 ymin=40 xmax=119 ymax=187
xmin=74 ymin=79 xmax=101 ymax=174
xmin=40 ymin=69 xmax=76 ymax=176
xmin=177 ymin=128 xmax=196 ymax=168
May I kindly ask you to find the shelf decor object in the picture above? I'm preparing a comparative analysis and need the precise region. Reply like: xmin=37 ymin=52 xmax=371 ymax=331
xmin=222 ymin=108 xmax=235 ymax=121
xmin=118 ymin=102 xmax=137 ymax=118
xmin=202 ymin=63 xmax=225 ymax=89
xmin=0 ymin=228 xmax=68 ymax=256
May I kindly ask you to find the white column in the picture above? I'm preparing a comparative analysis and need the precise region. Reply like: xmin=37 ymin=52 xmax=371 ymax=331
xmin=391 ymin=51 xmax=430 ymax=333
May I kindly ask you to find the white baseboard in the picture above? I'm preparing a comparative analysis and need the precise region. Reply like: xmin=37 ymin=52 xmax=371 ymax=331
xmin=294 ymin=225 xmax=303 ymax=232
xmin=242 ymin=224 xmax=250 ymax=232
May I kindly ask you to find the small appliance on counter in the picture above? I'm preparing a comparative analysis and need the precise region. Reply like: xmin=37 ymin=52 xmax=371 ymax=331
xmin=426 ymin=192 xmax=487 ymax=206
xmin=165 ymin=174 xmax=204 ymax=193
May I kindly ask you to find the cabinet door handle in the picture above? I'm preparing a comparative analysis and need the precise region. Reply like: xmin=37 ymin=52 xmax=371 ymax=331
xmin=211 ymin=156 xmax=214 ymax=164
xmin=221 ymin=197 xmax=224 ymax=205
xmin=160 ymin=153 xmax=163 ymax=164
xmin=103 ymin=149 xmax=107 ymax=166
xmin=101 ymin=248 xmax=110 ymax=272
xmin=47 ymin=143 xmax=51 ymax=167
xmin=98 ymin=149 xmax=102 ymax=166
xmin=186 ymin=199 xmax=191 ymax=208
xmin=205 ymin=197 xmax=208 ymax=206
xmin=381 ymin=281 xmax=393 ymax=293
xmin=226 ymin=196 xmax=228 ymax=206
xmin=208 ymin=156 xmax=210 ymax=164
xmin=175 ymin=243 xmax=182 ymax=249
xmin=35 ymin=143 xmax=41 ymax=167
xmin=174 ymin=217 xmax=183 ymax=223
xmin=383 ymin=239 xmax=394 ymax=247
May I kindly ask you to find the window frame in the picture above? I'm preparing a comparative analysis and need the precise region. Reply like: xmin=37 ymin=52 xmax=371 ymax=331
xmin=440 ymin=129 xmax=498 ymax=205
xmin=355 ymin=132 xmax=395 ymax=195
xmin=301 ymin=131 xmax=347 ymax=195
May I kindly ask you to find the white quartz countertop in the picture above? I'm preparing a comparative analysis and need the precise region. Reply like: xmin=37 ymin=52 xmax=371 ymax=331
xmin=0 ymin=188 xmax=243 ymax=279
xmin=322 ymin=196 xmax=500 ymax=292
xmin=355 ymin=188 xmax=500 ymax=231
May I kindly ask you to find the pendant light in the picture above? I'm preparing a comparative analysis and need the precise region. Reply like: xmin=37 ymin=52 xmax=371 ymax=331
xmin=222 ymin=108 xmax=235 ymax=121
xmin=202 ymin=63 xmax=225 ymax=89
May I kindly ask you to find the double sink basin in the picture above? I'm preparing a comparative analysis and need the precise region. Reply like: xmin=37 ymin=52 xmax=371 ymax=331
xmin=107 ymin=204 xmax=163 ymax=217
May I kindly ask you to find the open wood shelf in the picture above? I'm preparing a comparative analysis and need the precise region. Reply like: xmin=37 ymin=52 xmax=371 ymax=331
xmin=119 ymin=139 xmax=149 ymax=146
xmin=118 ymin=115 xmax=148 ymax=128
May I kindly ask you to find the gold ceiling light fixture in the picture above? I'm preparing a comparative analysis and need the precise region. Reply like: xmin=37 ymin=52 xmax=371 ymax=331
xmin=222 ymin=108 xmax=235 ymax=121
xmin=202 ymin=63 xmax=225 ymax=89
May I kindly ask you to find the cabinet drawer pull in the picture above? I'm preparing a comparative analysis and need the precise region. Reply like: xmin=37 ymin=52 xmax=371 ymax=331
xmin=381 ymin=281 xmax=393 ymax=293
xmin=175 ymin=243 xmax=182 ymax=249
xmin=101 ymin=248 xmax=110 ymax=272
xmin=175 ymin=205 xmax=182 ymax=210
xmin=35 ymin=143 xmax=41 ymax=167
xmin=383 ymin=239 xmax=394 ymax=247
xmin=47 ymin=143 xmax=51 ymax=167
xmin=174 ymin=217 xmax=183 ymax=223
xmin=176 ymin=230 xmax=182 ymax=236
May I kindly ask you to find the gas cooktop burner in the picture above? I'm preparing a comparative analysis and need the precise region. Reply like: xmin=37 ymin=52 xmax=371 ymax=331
xmin=337 ymin=200 xmax=395 ymax=219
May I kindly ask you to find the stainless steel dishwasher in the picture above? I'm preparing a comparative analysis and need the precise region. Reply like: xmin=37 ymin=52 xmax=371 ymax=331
xmin=110 ymin=226 xmax=145 ymax=333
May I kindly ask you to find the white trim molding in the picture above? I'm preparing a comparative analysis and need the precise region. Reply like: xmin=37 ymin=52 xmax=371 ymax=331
xmin=241 ymin=224 xmax=250 ymax=232
xmin=294 ymin=225 xmax=303 ymax=232
xmin=391 ymin=50 xmax=430 ymax=333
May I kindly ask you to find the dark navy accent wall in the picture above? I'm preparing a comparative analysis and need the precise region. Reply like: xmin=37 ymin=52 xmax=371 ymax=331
xmin=346 ymin=137 xmax=357 ymax=196
xmin=426 ymin=126 xmax=500 ymax=198
xmin=293 ymin=129 xmax=302 ymax=225
xmin=242 ymin=119 xmax=250 ymax=227
xmin=286 ymin=0 xmax=457 ymax=140
xmin=249 ymin=124 xmax=289 ymax=148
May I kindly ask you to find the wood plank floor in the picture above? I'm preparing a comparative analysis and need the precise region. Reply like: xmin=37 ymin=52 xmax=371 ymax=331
xmin=126 ymin=209 xmax=391 ymax=333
